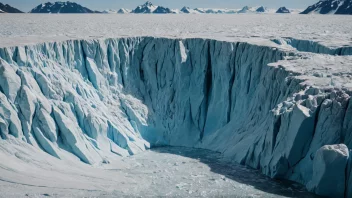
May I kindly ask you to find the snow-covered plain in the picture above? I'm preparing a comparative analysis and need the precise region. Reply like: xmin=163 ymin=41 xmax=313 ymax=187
xmin=0 ymin=145 xmax=317 ymax=197
xmin=0 ymin=14 xmax=351 ymax=48
xmin=0 ymin=14 xmax=352 ymax=197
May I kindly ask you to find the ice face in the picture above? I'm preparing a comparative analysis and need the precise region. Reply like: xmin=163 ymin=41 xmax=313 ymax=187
xmin=0 ymin=37 xmax=351 ymax=197
xmin=307 ymin=144 xmax=349 ymax=198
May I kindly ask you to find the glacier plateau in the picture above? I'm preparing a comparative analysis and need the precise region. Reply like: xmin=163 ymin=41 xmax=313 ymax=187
xmin=0 ymin=15 xmax=351 ymax=197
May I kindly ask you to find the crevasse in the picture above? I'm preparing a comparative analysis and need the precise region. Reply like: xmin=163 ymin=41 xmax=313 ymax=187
xmin=0 ymin=37 xmax=351 ymax=197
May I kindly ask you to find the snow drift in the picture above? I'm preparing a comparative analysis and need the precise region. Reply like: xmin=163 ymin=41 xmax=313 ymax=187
xmin=0 ymin=37 xmax=351 ymax=197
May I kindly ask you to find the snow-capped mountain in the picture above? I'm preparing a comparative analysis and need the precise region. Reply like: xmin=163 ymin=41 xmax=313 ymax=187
xmin=195 ymin=8 xmax=214 ymax=13
xmin=237 ymin=6 xmax=258 ymax=13
xmin=237 ymin=6 xmax=275 ymax=13
xmin=117 ymin=8 xmax=130 ymax=14
xmin=180 ymin=6 xmax=200 ymax=14
xmin=194 ymin=8 xmax=205 ymax=13
xmin=301 ymin=0 xmax=352 ymax=14
xmin=171 ymin=9 xmax=181 ymax=14
xmin=30 ymin=1 xmax=99 ymax=13
xmin=0 ymin=2 xmax=23 ymax=13
xmin=153 ymin=6 xmax=174 ymax=14
xmin=255 ymin=6 xmax=277 ymax=13
xmin=132 ymin=1 xmax=157 ymax=13
xmin=182 ymin=7 xmax=236 ymax=14
xmin=132 ymin=2 xmax=174 ymax=14
xmin=256 ymin=6 xmax=267 ymax=12
xmin=205 ymin=9 xmax=224 ymax=14
xmin=102 ymin=9 xmax=130 ymax=14
xmin=276 ymin=7 xmax=291 ymax=13
xmin=205 ymin=9 xmax=227 ymax=14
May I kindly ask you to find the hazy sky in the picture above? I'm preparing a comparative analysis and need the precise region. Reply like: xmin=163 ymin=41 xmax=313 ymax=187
xmin=2 ymin=0 xmax=318 ymax=12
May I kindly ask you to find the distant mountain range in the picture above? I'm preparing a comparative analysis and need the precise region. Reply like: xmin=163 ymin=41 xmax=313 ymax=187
xmin=129 ymin=2 xmax=286 ymax=14
xmin=301 ymin=0 xmax=352 ymax=14
xmin=0 ymin=1 xmax=301 ymax=14
xmin=7 ymin=1 xmax=350 ymax=15
xmin=0 ymin=2 xmax=23 ymax=13
xmin=29 ymin=1 xmax=101 ymax=13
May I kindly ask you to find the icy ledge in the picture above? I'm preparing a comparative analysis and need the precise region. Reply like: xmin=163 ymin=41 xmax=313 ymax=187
xmin=0 ymin=37 xmax=351 ymax=197
xmin=273 ymin=37 xmax=352 ymax=55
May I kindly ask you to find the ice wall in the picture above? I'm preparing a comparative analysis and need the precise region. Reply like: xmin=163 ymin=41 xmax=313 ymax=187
xmin=0 ymin=37 xmax=351 ymax=197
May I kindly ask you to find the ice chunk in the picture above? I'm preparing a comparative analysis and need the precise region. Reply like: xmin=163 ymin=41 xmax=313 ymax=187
xmin=307 ymin=144 xmax=349 ymax=198
xmin=0 ymin=60 xmax=21 ymax=102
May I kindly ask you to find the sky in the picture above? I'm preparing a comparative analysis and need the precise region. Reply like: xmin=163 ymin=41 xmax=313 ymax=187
xmin=2 ymin=0 xmax=319 ymax=12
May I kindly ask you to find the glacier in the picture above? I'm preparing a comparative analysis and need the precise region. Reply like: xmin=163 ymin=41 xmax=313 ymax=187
xmin=0 ymin=36 xmax=351 ymax=197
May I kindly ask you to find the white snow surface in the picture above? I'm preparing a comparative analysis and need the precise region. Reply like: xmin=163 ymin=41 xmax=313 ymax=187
xmin=0 ymin=14 xmax=351 ymax=48
xmin=4 ymin=145 xmax=322 ymax=197
xmin=0 ymin=145 xmax=317 ymax=198
xmin=0 ymin=14 xmax=352 ymax=197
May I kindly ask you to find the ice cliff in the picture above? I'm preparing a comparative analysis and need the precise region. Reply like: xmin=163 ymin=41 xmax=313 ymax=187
xmin=0 ymin=37 xmax=351 ymax=197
